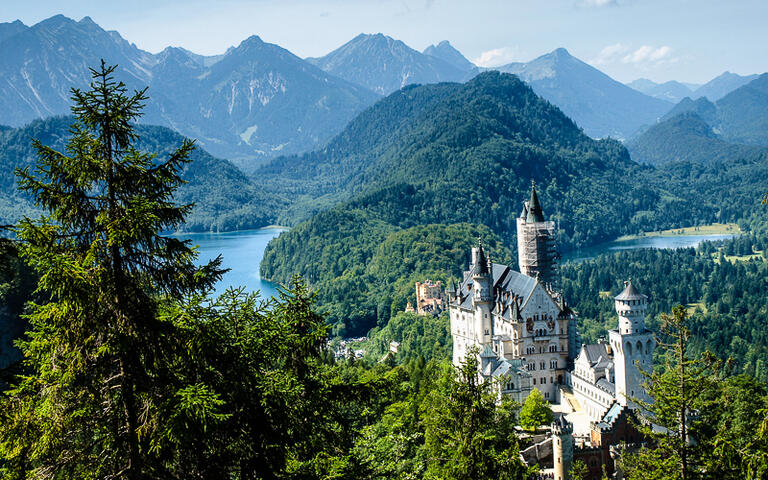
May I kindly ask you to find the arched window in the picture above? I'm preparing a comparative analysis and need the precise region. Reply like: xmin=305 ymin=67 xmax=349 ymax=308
xmin=637 ymin=340 xmax=643 ymax=354
xmin=626 ymin=341 xmax=632 ymax=355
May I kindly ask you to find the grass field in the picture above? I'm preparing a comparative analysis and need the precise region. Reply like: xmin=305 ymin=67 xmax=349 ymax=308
xmin=616 ymin=223 xmax=740 ymax=241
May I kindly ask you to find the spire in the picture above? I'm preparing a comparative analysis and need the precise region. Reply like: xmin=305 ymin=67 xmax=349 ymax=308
xmin=526 ymin=180 xmax=545 ymax=223
xmin=476 ymin=237 xmax=489 ymax=275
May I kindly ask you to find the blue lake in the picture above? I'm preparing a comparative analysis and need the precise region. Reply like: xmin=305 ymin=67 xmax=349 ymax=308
xmin=175 ymin=228 xmax=286 ymax=298
xmin=562 ymin=233 xmax=739 ymax=263
xmin=175 ymin=229 xmax=738 ymax=296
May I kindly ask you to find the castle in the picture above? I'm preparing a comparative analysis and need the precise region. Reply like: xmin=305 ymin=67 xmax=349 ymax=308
xmin=448 ymin=184 xmax=655 ymax=478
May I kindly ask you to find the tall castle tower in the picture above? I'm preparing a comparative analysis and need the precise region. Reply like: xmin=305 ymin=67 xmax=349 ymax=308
xmin=608 ymin=281 xmax=655 ymax=406
xmin=552 ymin=416 xmax=574 ymax=480
xmin=516 ymin=182 xmax=558 ymax=289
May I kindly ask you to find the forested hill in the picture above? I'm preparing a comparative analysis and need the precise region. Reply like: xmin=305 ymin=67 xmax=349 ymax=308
xmin=628 ymin=112 xmax=763 ymax=166
xmin=0 ymin=116 xmax=287 ymax=231
xmin=261 ymin=72 xmax=664 ymax=236
xmin=260 ymin=72 xmax=689 ymax=335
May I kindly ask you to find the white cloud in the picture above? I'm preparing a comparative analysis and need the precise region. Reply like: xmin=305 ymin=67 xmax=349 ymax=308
xmin=578 ymin=0 xmax=619 ymax=7
xmin=473 ymin=47 xmax=521 ymax=67
xmin=590 ymin=44 xmax=678 ymax=69
xmin=590 ymin=43 xmax=630 ymax=65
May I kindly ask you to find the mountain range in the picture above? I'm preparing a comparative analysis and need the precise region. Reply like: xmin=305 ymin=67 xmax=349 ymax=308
xmin=306 ymin=34 xmax=471 ymax=95
xmin=628 ymin=72 xmax=759 ymax=103
xmin=658 ymin=73 xmax=768 ymax=147
xmin=0 ymin=15 xmax=379 ymax=168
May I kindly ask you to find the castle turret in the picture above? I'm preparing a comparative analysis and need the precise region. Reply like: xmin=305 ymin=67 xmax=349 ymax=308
xmin=552 ymin=415 xmax=574 ymax=480
xmin=471 ymin=239 xmax=493 ymax=346
xmin=609 ymin=281 xmax=655 ymax=406
xmin=516 ymin=182 xmax=558 ymax=289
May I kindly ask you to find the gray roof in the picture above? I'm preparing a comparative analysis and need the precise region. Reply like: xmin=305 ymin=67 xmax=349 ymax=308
xmin=615 ymin=281 xmax=646 ymax=301
xmin=596 ymin=378 xmax=616 ymax=395
xmin=581 ymin=343 xmax=612 ymax=366
xmin=526 ymin=184 xmax=545 ymax=223
xmin=454 ymin=262 xmax=540 ymax=311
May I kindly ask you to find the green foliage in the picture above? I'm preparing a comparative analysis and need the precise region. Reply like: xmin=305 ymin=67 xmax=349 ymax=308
xmin=622 ymin=306 xmax=768 ymax=480
xmin=0 ymin=62 xmax=224 ymax=479
xmin=0 ymin=116 xmax=288 ymax=232
xmin=628 ymin=112 xmax=763 ymax=166
xmin=518 ymin=388 xmax=553 ymax=431
xmin=264 ymin=221 xmax=512 ymax=336
xmin=348 ymin=354 xmax=530 ymax=480
xmin=561 ymin=231 xmax=768 ymax=380
xmin=570 ymin=459 xmax=589 ymax=480
xmin=0 ymin=238 xmax=37 ymax=376
xmin=366 ymin=311 xmax=452 ymax=362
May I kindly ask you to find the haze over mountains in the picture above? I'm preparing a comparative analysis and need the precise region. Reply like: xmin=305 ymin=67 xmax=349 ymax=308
xmin=1 ymin=13 xmax=764 ymax=175
xmin=0 ymin=15 xmax=378 ymax=168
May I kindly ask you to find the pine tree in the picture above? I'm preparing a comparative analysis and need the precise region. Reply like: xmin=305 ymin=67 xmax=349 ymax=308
xmin=0 ymin=61 xmax=223 ymax=479
xmin=622 ymin=305 xmax=718 ymax=480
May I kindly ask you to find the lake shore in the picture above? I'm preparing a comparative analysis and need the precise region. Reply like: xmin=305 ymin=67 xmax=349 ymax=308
xmin=615 ymin=222 xmax=740 ymax=242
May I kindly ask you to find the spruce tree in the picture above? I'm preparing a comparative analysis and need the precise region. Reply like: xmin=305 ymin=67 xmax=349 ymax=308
xmin=0 ymin=61 xmax=223 ymax=479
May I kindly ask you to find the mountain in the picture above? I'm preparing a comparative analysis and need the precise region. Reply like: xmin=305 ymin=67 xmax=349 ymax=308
xmin=627 ymin=112 xmax=761 ymax=166
xmin=259 ymin=72 xmax=690 ymax=334
xmin=660 ymin=74 xmax=768 ymax=146
xmin=627 ymin=78 xmax=694 ymax=103
xmin=493 ymin=48 xmax=672 ymax=140
xmin=692 ymin=71 xmax=759 ymax=101
xmin=422 ymin=40 xmax=476 ymax=72
xmin=0 ymin=19 xmax=28 ymax=43
xmin=0 ymin=15 xmax=155 ymax=126
xmin=306 ymin=33 xmax=468 ymax=95
xmin=0 ymin=116 xmax=287 ymax=231
xmin=0 ymin=15 xmax=379 ymax=168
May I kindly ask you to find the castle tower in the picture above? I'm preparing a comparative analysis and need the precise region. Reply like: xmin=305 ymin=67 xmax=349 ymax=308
xmin=471 ymin=239 xmax=494 ymax=347
xmin=552 ymin=415 xmax=574 ymax=480
xmin=608 ymin=281 xmax=655 ymax=406
xmin=516 ymin=182 xmax=558 ymax=289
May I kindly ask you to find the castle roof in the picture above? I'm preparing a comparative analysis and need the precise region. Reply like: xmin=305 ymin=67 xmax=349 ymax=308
xmin=526 ymin=183 xmax=545 ymax=223
xmin=580 ymin=343 xmax=612 ymax=366
xmin=454 ymin=262 xmax=543 ymax=313
xmin=615 ymin=280 xmax=646 ymax=301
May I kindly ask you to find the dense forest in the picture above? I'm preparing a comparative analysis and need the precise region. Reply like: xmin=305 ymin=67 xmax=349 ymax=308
xmin=262 ymin=72 xmax=768 ymax=337
xmin=0 ymin=116 xmax=287 ymax=231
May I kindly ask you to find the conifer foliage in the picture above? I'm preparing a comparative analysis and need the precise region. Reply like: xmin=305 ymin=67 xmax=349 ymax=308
xmin=0 ymin=61 xmax=224 ymax=479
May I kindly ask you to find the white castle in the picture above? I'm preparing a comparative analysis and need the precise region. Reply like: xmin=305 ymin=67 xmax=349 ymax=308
xmin=448 ymin=183 xmax=655 ymax=422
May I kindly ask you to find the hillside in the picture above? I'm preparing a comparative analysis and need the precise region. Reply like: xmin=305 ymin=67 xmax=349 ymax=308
xmin=0 ymin=116 xmax=287 ymax=231
xmin=307 ymin=33 xmax=469 ymax=95
xmin=660 ymin=74 xmax=768 ymax=147
xmin=493 ymin=48 xmax=672 ymax=140
xmin=0 ymin=15 xmax=379 ymax=167
xmin=627 ymin=112 xmax=761 ymax=166
xmin=260 ymin=72 xmax=686 ymax=334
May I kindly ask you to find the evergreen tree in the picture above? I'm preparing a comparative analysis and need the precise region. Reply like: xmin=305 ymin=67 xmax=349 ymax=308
xmin=422 ymin=348 xmax=529 ymax=479
xmin=622 ymin=305 xmax=718 ymax=480
xmin=0 ymin=61 xmax=223 ymax=479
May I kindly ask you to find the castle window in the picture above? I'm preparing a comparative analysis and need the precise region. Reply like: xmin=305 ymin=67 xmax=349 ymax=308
xmin=542 ymin=377 xmax=546 ymax=384
xmin=533 ymin=378 xmax=536 ymax=385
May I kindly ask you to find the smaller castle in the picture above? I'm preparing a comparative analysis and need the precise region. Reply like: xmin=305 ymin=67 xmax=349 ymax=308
xmin=414 ymin=280 xmax=446 ymax=315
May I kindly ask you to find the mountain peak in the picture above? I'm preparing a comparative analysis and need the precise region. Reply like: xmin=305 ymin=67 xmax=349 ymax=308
xmin=423 ymin=39 xmax=475 ymax=72
xmin=79 ymin=16 xmax=96 ymax=25
xmin=552 ymin=47 xmax=571 ymax=57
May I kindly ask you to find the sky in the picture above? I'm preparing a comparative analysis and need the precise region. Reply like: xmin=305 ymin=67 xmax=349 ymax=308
xmin=2 ymin=0 xmax=767 ymax=84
